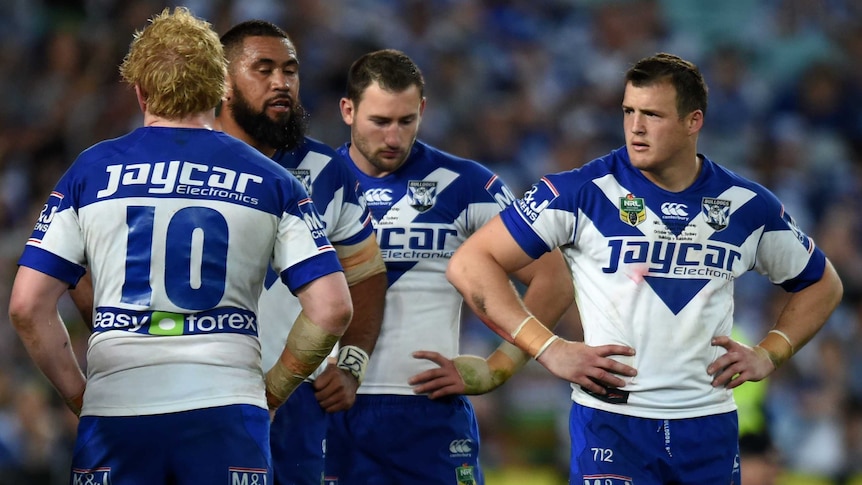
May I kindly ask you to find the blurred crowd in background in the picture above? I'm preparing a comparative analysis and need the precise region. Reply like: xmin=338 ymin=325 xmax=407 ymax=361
xmin=1 ymin=0 xmax=861 ymax=483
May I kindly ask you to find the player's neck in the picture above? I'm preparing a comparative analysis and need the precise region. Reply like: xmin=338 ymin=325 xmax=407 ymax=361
xmin=642 ymin=154 xmax=702 ymax=193
xmin=217 ymin=113 xmax=277 ymax=157
xmin=144 ymin=111 xmax=217 ymax=130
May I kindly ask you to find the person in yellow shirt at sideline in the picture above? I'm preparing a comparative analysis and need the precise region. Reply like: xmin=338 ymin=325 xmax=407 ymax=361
xmin=733 ymin=327 xmax=781 ymax=485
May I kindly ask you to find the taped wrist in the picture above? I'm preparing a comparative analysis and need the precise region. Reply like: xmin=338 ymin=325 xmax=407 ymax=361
xmin=65 ymin=390 xmax=84 ymax=417
xmin=336 ymin=345 xmax=369 ymax=383
xmin=454 ymin=355 xmax=494 ymax=395
xmin=755 ymin=329 xmax=795 ymax=370
xmin=265 ymin=311 xmax=340 ymax=410
xmin=455 ymin=341 xmax=531 ymax=395
xmin=335 ymin=235 xmax=386 ymax=286
xmin=511 ymin=315 xmax=559 ymax=359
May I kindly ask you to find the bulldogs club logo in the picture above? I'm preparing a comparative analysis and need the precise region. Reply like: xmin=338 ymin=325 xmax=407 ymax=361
xmin=407 ymin=180 xmax=437 ymax=212
xmin=288 ymin=168 xmax=312 ymax=197
xmin=702 ymin=197 xmax=731 ymax=231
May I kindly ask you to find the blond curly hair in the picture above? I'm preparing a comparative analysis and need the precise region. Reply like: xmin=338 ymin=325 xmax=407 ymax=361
xmin=119 ymin=7 xmax=226 ymax=119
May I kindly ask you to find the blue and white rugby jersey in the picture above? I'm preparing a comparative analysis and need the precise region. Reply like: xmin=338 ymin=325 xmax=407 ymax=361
xmin=339 ymin=141 xmax=518 ymax=394
xmin=500 ymin=146 xmax=827 ymax=419
xmin=19 ymin=127 xmax=341 ymax=417
xmin=258 ymin=137 xmax=374 ymax=375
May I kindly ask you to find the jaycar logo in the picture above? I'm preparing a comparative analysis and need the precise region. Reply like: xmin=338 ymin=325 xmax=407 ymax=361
xmin=96 ymin=161 xmax=263 ymax=205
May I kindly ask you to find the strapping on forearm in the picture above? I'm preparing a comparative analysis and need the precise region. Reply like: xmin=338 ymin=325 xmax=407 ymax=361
xmin=265 ymin=311 xmax=340 ymax=409
xmin=335 ymin=235 xmax=386 ymax=286
xmin=755 ymin=329 xmax=795 ymax=369
xmin=455 ymin=341 xmax=531 ymax=395
xmin=64 ymin=390 xmax=84 ymax=417
xmin=511 ymin=315 xmax=559 ymax=359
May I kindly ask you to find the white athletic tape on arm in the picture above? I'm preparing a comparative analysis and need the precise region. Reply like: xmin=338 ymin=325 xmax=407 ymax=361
xmin=336 ymin=345 xmax=369 ymax=384
xmin=511 ymin=315 xmax=558 ymax=359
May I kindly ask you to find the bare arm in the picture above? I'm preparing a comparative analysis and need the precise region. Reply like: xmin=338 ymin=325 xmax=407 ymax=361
xmin=69 ymin=270 xmax=94 ymax=329
xmin=295 ymin=271 xmax=354 ymax=336
xmin=445 ymin=216 xmax=637 ymax=395
xmin=709 ymin=258 xmax=843 ymax=388
xmin=410 ymin=248 xmax=574 ymax=397
xmin=333 ymin=234 xmax=387 ymax=357
xmin=314 ymin=235 xmax=387 ymax=412
xmin=9 ymin=266 xmax=86 ymax=415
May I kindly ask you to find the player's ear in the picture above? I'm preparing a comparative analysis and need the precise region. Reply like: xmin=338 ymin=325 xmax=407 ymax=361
xmin=340 ymin=98 xmax=355 ymax=125
xmin=223 ymin=76 xmax=233 ymax=102
xmin=134 ymin=84 xmax=147 ymax=113
xmin=687 ymin=109 xmax=703 ymax=134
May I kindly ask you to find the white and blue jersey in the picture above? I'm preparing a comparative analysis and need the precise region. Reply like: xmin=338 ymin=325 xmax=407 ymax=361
xmin=258 ymin=137 xmax=374 ymax=375
xmin=338 ymin=140 xmax=517 ymax=394
xmin=19 ymin=126 xmax=341 ymax=417
xmin=500 ymin=146 xmax=827 ymax=419
xmin=325 ymin=140 xmax=506 ymax=484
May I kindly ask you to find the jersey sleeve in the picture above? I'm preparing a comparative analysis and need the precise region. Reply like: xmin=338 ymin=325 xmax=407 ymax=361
xmin=465 ymin=169 xmax=519 ymax=233
xmin=500 ymin=174 xmax=576 ymax=259
xmin=328 ymin=169 xmax=375 ymax=247
xmin=18 ymin=169 xmax=87 ymax=286
xmin=753 ymin=190 xmax=826 ymax=292
xmin=273 ymin=178 xmax=343 ymax=293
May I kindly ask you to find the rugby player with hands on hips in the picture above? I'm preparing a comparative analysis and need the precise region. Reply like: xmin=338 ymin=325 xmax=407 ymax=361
xmin=446 ymin=52 xmax=842 ymax=484
xmin=323 ymin=48 xmax=574 ymax=485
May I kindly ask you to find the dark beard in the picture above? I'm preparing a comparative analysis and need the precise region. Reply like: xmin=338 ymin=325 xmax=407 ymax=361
xmin=229 ymin=86 xmax=308 ymax=151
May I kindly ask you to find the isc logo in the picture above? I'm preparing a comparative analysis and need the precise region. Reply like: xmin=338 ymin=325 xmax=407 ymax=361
xmin=96 ymin=161 xmax=263 ymax=198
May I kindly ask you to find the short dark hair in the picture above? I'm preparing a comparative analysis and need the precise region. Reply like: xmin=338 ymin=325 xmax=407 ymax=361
xmin=625 ymin=52 xmax=708 ymax=118
xmin=220 ymin=20 xmax=291 ymax=66
xmin=345 ymin=49 xmax=425 ymax=104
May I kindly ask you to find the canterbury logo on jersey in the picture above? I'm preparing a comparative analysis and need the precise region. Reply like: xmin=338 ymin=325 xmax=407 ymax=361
xmin=660 ymin=202 xmax=689 ymax=217
xmin=364 ymin=188 xmax=393 ymax=204
xmin=92 ymin=306 xmax=258 ymax=336
xmin=449 ymin=439 xmax=474 ymax=456
xmin=96 ymin=161 xmax=263 ymax=204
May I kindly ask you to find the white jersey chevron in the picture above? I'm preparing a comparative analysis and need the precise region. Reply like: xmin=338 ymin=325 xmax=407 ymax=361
xmin=339 ymin=141 xmax=516 ymax=395
xmin=500 ymin=146 xmax=827 ymax=419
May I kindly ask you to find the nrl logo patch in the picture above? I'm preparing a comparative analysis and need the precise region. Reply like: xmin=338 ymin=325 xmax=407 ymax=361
xmin=702 ymin=197 xmax=731 ymax=231
xmin=455 ymin=464 xmax=476 ymax=485
xmin=407 ymin=180 xmax=437 ymax=212
xmin=619 ymin=193 xmax=646 ymax=227
xmin=288 ymin=168 xmax=313 ymax=197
